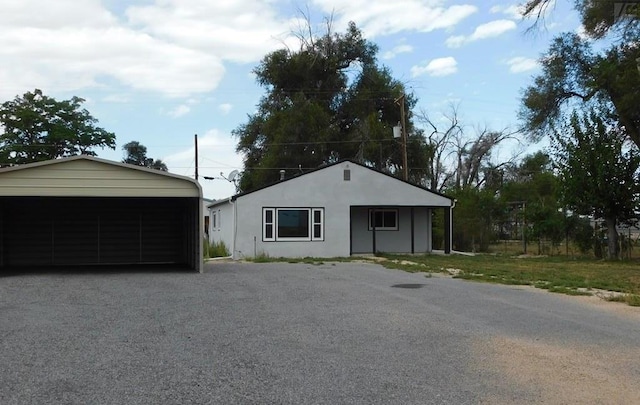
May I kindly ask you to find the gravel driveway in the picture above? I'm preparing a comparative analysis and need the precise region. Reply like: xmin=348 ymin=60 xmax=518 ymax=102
xmin=1 ymin=262 xmax=639 ymax=404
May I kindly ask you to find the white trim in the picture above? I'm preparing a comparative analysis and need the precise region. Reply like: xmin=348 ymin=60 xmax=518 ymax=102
xmin=262 ymin=207 xmax=325 ymax=242
xmin=275 ymin=208 xmax=312 ymax=241
xmin=312 ymin=208 xmax=324 ymax=241
xmin=263 ymin=208 xmax=275 ymax=241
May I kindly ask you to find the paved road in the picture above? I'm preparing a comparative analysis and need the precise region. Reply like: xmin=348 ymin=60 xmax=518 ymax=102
xmin=1 ymin=262 xmax=639 ymax=404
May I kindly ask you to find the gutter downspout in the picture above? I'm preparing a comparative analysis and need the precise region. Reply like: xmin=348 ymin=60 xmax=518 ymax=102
xmin=230 ymin=196 xmax=238 ymax=260
xmin=450 ymin=199 xmax=457 ymax=254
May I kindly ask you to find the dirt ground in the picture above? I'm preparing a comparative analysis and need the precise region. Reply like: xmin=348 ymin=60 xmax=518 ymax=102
xmin=476 ymin=336 xmax=640 ymax=404
xmin=473 ymin=289 xmax=640 ymax=404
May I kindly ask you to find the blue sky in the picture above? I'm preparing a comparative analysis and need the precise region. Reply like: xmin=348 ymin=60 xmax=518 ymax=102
xmin=0 ymin=0 xmax=580 ymax=199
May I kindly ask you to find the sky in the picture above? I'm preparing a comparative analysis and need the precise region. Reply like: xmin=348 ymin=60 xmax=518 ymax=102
xmin=0 ymin=0 xmax=581 ymax=199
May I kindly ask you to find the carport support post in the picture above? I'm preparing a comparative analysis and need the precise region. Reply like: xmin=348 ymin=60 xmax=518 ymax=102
xmin=444 ymin=206 xmax=452 ymax=254
xmin=372 ymin=208 xmax=377 ymax=254
xmin=410 ymin=207 xmax=415 ymax=254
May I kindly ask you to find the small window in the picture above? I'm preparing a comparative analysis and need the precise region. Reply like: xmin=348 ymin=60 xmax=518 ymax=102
xmin=263 ymin=208 xmax=275 ymax=241
xmin=369 ymin=209 xmax=398 ymax=231
xmin=212 ymin=211 xmax=217 ymax=230
xmin=312 ymin=208 xmax=324 ymax=240
xmin=343 ymin=169 xmax=351 ymax=181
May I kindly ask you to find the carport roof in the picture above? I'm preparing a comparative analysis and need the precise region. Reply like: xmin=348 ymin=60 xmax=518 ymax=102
xmin=0 ymin=155 xmax=202 ymax=198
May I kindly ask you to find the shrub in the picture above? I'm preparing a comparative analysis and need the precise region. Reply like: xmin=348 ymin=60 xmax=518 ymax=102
xmin=204 ymin=239 xmax=230 ymax=258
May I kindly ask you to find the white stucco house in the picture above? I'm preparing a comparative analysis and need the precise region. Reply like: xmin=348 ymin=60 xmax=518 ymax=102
xmin=202 ymin=197 xmax=215 ymax=237
xmin=207 ymin=160 xmax=454 ymax=259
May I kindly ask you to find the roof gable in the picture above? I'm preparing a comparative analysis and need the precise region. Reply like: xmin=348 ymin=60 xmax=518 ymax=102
xmin=0 ymin=155 xmax=201 ymax=197
xmin=210 ymin=159 xmax=452 ymax=208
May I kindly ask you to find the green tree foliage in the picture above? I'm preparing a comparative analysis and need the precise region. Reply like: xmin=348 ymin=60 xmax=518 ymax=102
xmin=122 ymin=141 xmax=168 ymax=171
xmin=519 ymin=32 xmax=640 ymax=148
xmin=450 ymin=187 xmax=503 ymax=252
xmin=523 ymin=0 xmax=639 ymax=40
xmin=553 ymin=109 xmax=640 ymax=259
xmin=501 ymin=152 xmax=565 ymax=252
xmin=0 ymin=89 xmax=116 ymax=165
xmin=234 ymin=21 xmax=424 ymax=191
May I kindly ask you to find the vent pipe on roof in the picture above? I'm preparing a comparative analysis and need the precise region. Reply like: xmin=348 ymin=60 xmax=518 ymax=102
xmin=279 ymin=169 xmax=285 ymax=180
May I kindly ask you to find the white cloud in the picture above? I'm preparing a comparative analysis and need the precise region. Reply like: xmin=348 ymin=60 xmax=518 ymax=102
xmin=472 ymin=19 xmax=517 ymax=40
xmin=411 ymin=57 xmax=458 ymax=77
xmin=445 ymin=19 xmax=517 ymax=48
xmin=383 ymin=44 xmax=413 ymax=60
xmin=163 ymin=129 xmax=243 ymax=199
xmin=490 ymin=4 xmax=524 ymax=20
xmin=219 ymin=103 xmax=233 ymax=115
xmin=0 ymin=2 xmax=228 ymax=99
xmin=311 ymin=0 xmax=477 ymax=37
xmin=125 ymin=0 xmax=297 ymax=64
xmin=168 ymin=104 xmax=191 ymax=118
xmin=445 ymin=35 xmax=466 ymax=48
xmin=576 ymin=24 xmax=589 ymax=39
xmin=102 ymin=94 xmax=130 ymax=103
xmin=505 ymin=57 xmax=538 ymax=73
xmin=0 ymin=0 xmax=300 ymax=100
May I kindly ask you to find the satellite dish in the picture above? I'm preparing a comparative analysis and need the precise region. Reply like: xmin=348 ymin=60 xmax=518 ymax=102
xmin=227 ymin=170 xmax=239 ymax=182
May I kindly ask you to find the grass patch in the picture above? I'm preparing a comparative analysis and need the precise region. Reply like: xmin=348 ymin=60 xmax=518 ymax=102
xmin=239 ymin=252 xmax=640 ymax=306
xmin=377 ymin=253 xmax=640 ymax=306
xmin=246 ymin=255 xmax=358 ymax=265
xmin=204 ymin=239 xmax=229 ymax=258
xmin=251 ymin=251 xmax=272 ymax=263
xmin=605 ymin=293 xmax=640 ymax=306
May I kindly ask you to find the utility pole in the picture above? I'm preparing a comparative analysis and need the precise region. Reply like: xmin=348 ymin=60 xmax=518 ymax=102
xmin=194 ymin=134 xmax=199 ymax=180
xmin=394 ymin=93 xmax=408 ymax=181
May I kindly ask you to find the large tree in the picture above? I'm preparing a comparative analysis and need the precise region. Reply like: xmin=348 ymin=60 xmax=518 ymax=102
xmin=553 ymin=109 xmax=640 ymax=259
xmin=122 ymin=141 xmax=168 ymax=171
xmin=234 ymin=21 xmax=425 ymax=192
xmin=520 ymin=0 xmax=640 ymax=148
xmin=523 ymin=0 xmax=639 ymax=40
xmin=520 ymin=33 xmax=640 ymax=148
xmin=0 ymin=89 xmax=116 ymax=165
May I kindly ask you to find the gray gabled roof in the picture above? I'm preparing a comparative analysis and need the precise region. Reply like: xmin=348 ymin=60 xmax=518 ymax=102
xmin=208 ymin=159 xmax=452 ymax=208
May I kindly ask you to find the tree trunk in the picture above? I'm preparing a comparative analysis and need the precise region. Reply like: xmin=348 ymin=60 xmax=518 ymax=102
xmin=605 ymin=217 xmax=618 ymax=260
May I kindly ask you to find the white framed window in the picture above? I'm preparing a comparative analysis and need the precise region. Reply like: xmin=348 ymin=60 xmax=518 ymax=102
xmin=311 ymin=208 xmax=323 ymax=240
xmin=263 ymin=208 xmax=275 ymax=241
xmin=212 ymin=211 xmax=217 ymax=230
xmin=263 ymin=207 xmax=324 ymax=242
xmin=368 ymin=208 xmax=398 ymax=231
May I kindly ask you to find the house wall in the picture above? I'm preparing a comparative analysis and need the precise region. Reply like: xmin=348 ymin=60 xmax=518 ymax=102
xmin=208 ymin=201 xmax=234 ymax=255
xmin=202 ymin=198 xmax=214 ymax=237
xmin=350 ymin=207 xmax=432 ymax=254
xmin=221 ymin=162 xmax=450 ymax=259
xmin=232 ymin=197 xmax=348 ymax=259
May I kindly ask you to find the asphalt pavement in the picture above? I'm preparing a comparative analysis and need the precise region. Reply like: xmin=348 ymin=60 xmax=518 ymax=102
xmin=1 ymin=261 xmax=639 ymax=404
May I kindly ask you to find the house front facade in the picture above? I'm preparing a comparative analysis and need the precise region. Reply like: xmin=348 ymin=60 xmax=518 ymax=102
xmin=208 ymin=160 xmax=454 ymax=259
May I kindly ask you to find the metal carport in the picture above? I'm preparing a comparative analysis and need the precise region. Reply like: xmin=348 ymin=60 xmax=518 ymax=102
xmin=0 ymin=156 xmax=203 ymax=272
